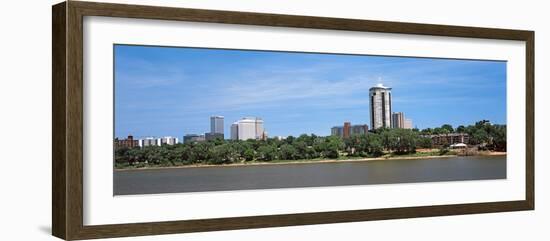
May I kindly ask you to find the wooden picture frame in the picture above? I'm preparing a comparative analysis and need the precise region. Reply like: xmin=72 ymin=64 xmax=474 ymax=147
xmin=52 ymin=1 xmax=534 ymax=240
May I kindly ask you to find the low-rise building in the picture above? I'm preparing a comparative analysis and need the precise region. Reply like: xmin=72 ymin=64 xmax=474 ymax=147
xmin=138 ymin=137 xmax=158 ymax=147
xmin=331 ymin=123 xmax=369 ymax=138
xmin=205 ymin=132 xmax=224 ymax=141
xmin=426 ymin=133 xmax=470 ymax=146
xmin=114 ymin=135 xmax=139 ymax=149
xmin=331 ymin=126 xmax=343 ymax=137
xmin=351 ymin=124 xmax=369 ymax=135
xmin=158 ymin=136 xmax=178 ymax=146
xmin=183 ymin=134 xmax=205 ymax=143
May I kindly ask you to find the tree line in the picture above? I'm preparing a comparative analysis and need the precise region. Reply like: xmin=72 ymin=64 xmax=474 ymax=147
xmin=115 ymin=129 xmax=431 ymax=167
xmin=115 ymin=120 xmax=505 ymax=167
xmin=418 ymin=120 xmax=506 ymax=151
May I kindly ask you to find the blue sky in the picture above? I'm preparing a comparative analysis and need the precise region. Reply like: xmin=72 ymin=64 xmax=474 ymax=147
xmin=114 ymin=45 xmax=506 ymax=139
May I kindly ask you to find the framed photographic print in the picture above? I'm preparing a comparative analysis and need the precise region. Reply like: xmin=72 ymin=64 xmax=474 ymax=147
xmin=52 ymin=1 xmax=534 ymax=240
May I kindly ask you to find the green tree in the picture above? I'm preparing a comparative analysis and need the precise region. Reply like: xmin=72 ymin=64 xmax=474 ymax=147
xmin=394 ymin=129 xmax=418 ymax=154
xmin=280 ymin=144 xmax=298 ymax=160
xmin=243 ymin=148 xmax=255 ymax=161
xmin=344 ymin=134 xmax=365 ymax=156
xmin=491 ymin=124 xmax=506 ymax=151
xmin=365 ymin=133 xmax=384 ymax=156
xmin=285 ymin=136 xmax=296 ymax=145
xmin=257 ymin=145 xmax=277 ymax=161
xmin=324 ymin=136 xmax=344 ymax=158
xmin=417 ymin=136 xmax=433 ymax=149
xmin=420 ymin=128 xmax=433 ymax=135
xmin=209 ymin=144 xmax=235 ymax=164
xmin=456 ymin=125 xmax=466 ymax=133
xmin=293 ymin=140 xmax=308 ymax=159
xmin=380 ymin=129 xmax=398 ymax=151
xmin=470 ymin=128 xmax=489 ymax=145
xmin=114 ymin=147 xmax=130 ymax=164
xmin=441 ymin=124 xmax=454 ymax=133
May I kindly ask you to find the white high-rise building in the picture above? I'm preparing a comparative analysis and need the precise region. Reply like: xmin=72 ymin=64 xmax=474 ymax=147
xmin=210 ymin=116 xmax=224 ymax=134
xmin=369 ymin=83 xmax=392 ymax=129
xmin=230 ymin=117 xmax=266 ymax=140
xmin=238 ymin=118 xmax=257 ymax=140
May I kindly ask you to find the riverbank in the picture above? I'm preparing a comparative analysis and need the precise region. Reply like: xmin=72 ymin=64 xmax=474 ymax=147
xmin=115 ymin=151 xmax=506 ymax=171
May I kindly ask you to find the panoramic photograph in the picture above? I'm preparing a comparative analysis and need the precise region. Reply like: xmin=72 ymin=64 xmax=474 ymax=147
xmin=113 ymin=44 xmax=507 ymax=195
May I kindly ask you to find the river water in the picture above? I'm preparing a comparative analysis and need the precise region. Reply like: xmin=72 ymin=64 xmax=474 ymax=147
xmin=114 ymin=155 xmax=506 ymax=195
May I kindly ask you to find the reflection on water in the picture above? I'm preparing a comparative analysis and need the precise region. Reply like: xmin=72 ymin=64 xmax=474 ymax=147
xmin=114 ymin=155 xmax=506 ymax=195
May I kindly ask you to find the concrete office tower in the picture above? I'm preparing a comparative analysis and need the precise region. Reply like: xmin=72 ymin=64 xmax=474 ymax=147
xmin=369 ymin=83 xmax=392 ymax=129
xmin=392 ymin=112 xmax=405 ymax=128
xmin=206 ymin=115 xmax=225 ymax=140
xmin=231 ymin=117 xmax=265 ymax=140
xmin=210 ymin=116 xmax=224 ymax=134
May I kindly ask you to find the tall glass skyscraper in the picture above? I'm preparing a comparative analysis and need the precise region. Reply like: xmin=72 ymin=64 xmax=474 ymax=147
xmin=369 ymin=84 xmax=392 ymax=129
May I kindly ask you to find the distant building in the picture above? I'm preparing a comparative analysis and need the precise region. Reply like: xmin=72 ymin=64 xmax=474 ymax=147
xmin=205 ymin=132 xmax=224 ymax=141
xmin=427 ymin=133 xmax=470 ymax=147
xmin=351 ymin=124 xmax=369 ymax=135
xmin=404 ymin=118 xmax=413 ymax=129
xmin=114 ymin=135 xmax=138 ymax=148
xmin=260 ymin=131 xmax=268 ymax=140
xmin=392 ymin=112 xmax=413 ymax=130
xmin=331 ymin=123 xmax=368 ymax=138
xmin=230 ymin=123 xmax=239 ymax=140
xmin=450 ymin=143 xmax=467 ymax=149
xmin=139 ymin=137 xmax=158 ymax=147
xmin=369 ymin=84 xmax=392 ymax=129
xmin=255 ymin=118 xmax=265 ymax=140
xmin=230 ymin=117 xmax=266 ymax=140
xmin=392 ymin=112 xmax=405 ymax=128
xmin=158 ymin=136 xmax=178 ymax=146
xmin=210 ymin=116 xmax=224 ymax=137
xmin=183 ymin=134 xmax=205 ymax=143
xmin=331 ymin=126 xmax=343 ymax=137
xmin=343 ymin=122 xmax=351 ymax=138
xmin=237 ymin=118 xmax=256 ymax=140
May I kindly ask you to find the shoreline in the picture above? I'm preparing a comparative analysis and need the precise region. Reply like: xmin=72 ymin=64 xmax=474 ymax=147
xmin=115 ymin=152 xmax=507 ymax=172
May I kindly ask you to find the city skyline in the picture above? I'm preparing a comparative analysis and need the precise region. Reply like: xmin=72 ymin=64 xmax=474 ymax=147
xmin=114 ymin=45 xmax=506 ymax=138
